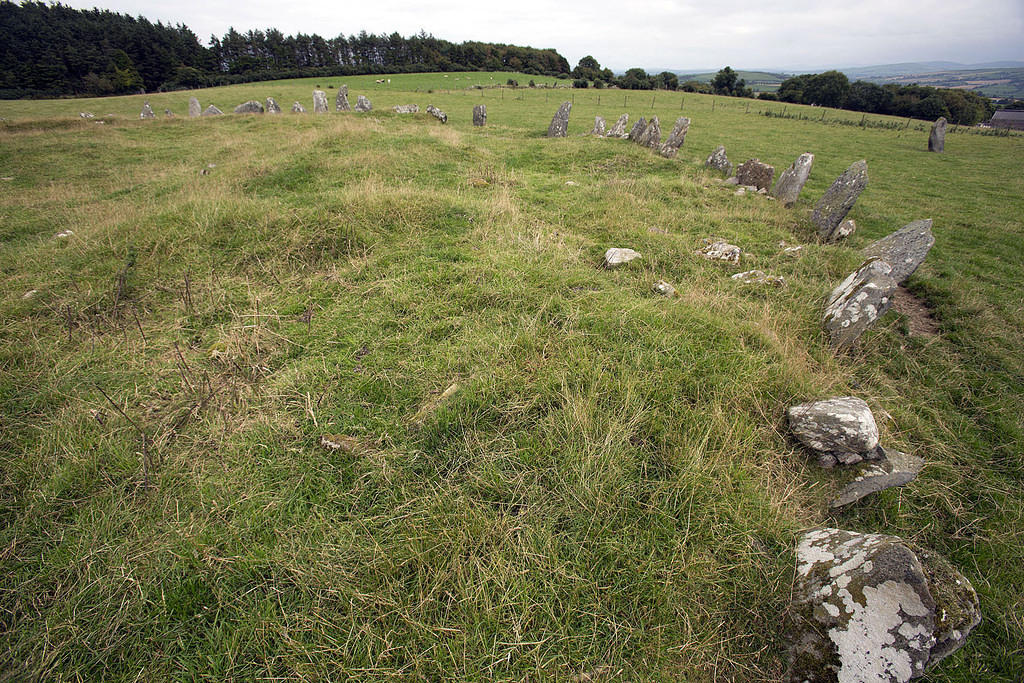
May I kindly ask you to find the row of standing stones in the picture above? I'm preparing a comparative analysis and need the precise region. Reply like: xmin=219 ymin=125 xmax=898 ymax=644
xmin=547 ymin=100 xmax=977 ymax=681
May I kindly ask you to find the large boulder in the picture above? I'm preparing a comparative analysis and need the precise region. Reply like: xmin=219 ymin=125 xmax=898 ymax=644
xmin=789 ymin=528 xmax=980 ymax=682
xmin=547 ymin=101 xmax=572 ymax=137
xmin=705 ymin=145 xmax=733 ymax=175
xmin=862 ymin=219 xmax=935 ymax=285
xmin=638 ymin=115 xmax=661 ymax=149
xmin=234 ymin=100 xmax=264 ymax=114
xmin=140 ymin=102 xmax=155 ymax=119
xmin=831 ymin=449 xmax=924 ymax=508
xmin=427 ymin=105 xmax=447 ymax=123
xmin=188 ymin=97 xmax=201 ymax=118
xmin=813 ymin=160 xmax=869 ymax=242
xmin=822 ymin=259 xmax=897 ymax=350
xmin=201 ymin=105 xmax=223 ymax=116
xmin=627 ymin=117 xmax=647 ymax=142
xmin=313 ymin=89 xmax=328 ymax=113
xmin=607 ymin=113 xmax=629 ymax=138
xmin=659 ymin=117 xmax=690 ymax=158
xmin=788 ymin=396 xmax=880 ymax=466
xmin=265 ymin=97 xmax=282 ymax=114
xmin=928 ymin=117 xmax=946 ymax=152
xmin=736 ymin=159 xmax=775 ymax=191
xmin=772 ymin=152 xmax=814 ymax=206
xmin=591 ymin=115 xmax=605 ymax=136
xmin=474 ymin=104 xmax=487 ymax=126
xmin=336 ymin=85 xmax=350 ymax=111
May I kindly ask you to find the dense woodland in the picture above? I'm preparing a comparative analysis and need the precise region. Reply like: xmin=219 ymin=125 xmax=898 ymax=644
xmin=0 ymin=1 xmax=569 ymax=99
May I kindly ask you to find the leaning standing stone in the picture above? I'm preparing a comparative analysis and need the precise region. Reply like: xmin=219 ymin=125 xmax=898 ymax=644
xmin=639 ymin=116 xmax=661 ymax=149
xmin=659 ymin=117 xmax=690 ymax=158
xmin=140 ymin=102 xmax=155 ymax=119
xmin=735 ymin=159 xmax=774 ymax=191
xmin=188 ymin=97 xmax=201 ymax=118
xmin=234 ymin=100 xmax=264 ymax=114
xmin=202 ymin=105 xmax=223 ymax=116
xmin=265 ymin=97 xmax=281 ymax=114
xmin=705 ymin=145 xmax=733 ymax=175
xmin=291 ymin=101 xmax=306 ymax=113
xmin=336 ymin=85 xmax=350 ymax=111
xmin=313 ymin=90 xmax=328 ymax=113
xmin=473 ymin=104 xmax=487 ymax=126
xmin=354 ymin=95 xmax=372 ymax=112
xmin=547 ymin=101 xmax=572 ymax=137
xmin=591 ymin=115 xmax=605 ymax=136
xmin=627 ymin=117 xmax=647 ymax=142
xmin=789 ymin=528 xmax=980 ymax=683
xmin=427 ymin=105 xmax=447 ymax=123
xmin=928 ymin=117 xmax=947 ymax=152
xmin=813 ymin=159 xmax=869 ymax=242
xmin=606 ymin=113 xmax=629 ymax=137
xmin=771 ymin=152 xmax=814 ymax=206
xmin=787 ymin=396 xmax=880 ymax=466
xmin=822 ymin=258 xmax=897 ymax=350
xmin=863 ymin=219 xmax=935 ymax=285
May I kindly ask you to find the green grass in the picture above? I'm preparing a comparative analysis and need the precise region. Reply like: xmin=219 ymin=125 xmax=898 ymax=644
xmin=1 ymin=73 xmax=1022 ymax=681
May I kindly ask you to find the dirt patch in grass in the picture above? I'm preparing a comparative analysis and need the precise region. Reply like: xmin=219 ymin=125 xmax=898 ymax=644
xmin=892 ymin=286 xmax=939 ymax=336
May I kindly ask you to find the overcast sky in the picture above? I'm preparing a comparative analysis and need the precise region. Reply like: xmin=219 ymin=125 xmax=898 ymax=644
xmin=59 ymin=0 xmax=1023 ymax=72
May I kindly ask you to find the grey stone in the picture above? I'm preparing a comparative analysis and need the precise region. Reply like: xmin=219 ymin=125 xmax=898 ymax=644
xmin=291 ymin=101 xmax=306 ymax=113
xmin=313 ymin=90 xmax=328 ymax=113
xmin=695 ymin=240 xmax=741 ymax=264
xmin=474 ymin=104 xmax=487 ymax=126
xmin=731 ymin=270 xmax=785 ymax=287
xmin=606 ymin=113 xmax=629 ymax=138
xmin=265 ymin=97 xmax=281 ymax=114
xmin=393 ymin=104 xmax=420 ymax=114
xmin=789 ymin=528 xmax=980 ymax=682
xmin=201 ymin=105 xmax=223 ymax=116
xmin=627 ymin=117 xmax=647 ymax=142
xmin=862 ymin=219 xmax=935 ymax=285
xmin=652 ymin=280 xmax=679 ymax=297
xmin=602 ymin=248 xmax=641 ymax=268
xmin=772 ymin=152 xmax=814 ymax=206
xmin=164 ymin=109 xmax=174 ymax=118
xmin=234 ymin=100 xmax=264 ymax=114
xmin=724 ymin=176 xmax=739 ymax=185
xmin=354 ymin=95 xmax=373 ymax=112
xmin=831 ymin=449 xmax=924 ymax=507
xmin=705 ymin=145 xmax=733 ymax=175
xmin=788 ymin=396 xmax=880 ymax=465
xmin=140 ymin=102 xmax=155 ymax=119
xmin=427 ymin=105 xmax=447 ymax=123
xmin=834 ymin=219 xmax=857 ymax=241
xmin=659 ymin=117 xmax=690 ymax=158
xmin=823 ymin=259 xmax=897 ymax=350
xmin=638 ymin=116 xmax=661 ymax=149
xmin=188 ymin=97 xmax=201 ymax=118
xmin=547 ymin=101 xmax=572 ymax=137
xmin=79 ymin=111 xmax=95 ymax=119
xmin=591 ymin=115 xmax=605 ymax=136
xmin=928 ymin=117 xmax=946 ymax=152
xmin=735 ymin=159 xmax=775 ymax=191
xmin=336 ymin=85 xmax=350 ymax=111
xmin=813 ymin=160 xmax=869 ymax=242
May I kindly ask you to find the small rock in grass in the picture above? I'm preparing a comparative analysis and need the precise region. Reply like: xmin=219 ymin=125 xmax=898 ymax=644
xmin=427 ymin=105 xmax=447 ymax=123
xmin=734 ymin=187 xmax=746 ymax=196
xmin=291 ymin=101 xmax=306 ymax=113
xmin=652 ymin=280 xmax=679 ymax=297
xmin=202 ymin=105 xmax=223 ymax=116
xmin=783 ymin=245 xmax=804 ymax=256
xmin=320 ymin=434 xmax=372 ymax=456
xmin=565 ymin=181 xmax=578 ymax=186
xmin=695 ymin=240 xmax=741 ymax=264
xmin=724 ymin=176 xmax=739 ymax=185
xmin=393 ymin=104 xmax=419 ymax=114
xmin=833 ymin=219 xmax=857 ymax=241
xmin=602 ymin=248 xmax=642 ymax=268
xmin=830 ymin=448 xmax=924 ymax=508
xmin=55 ymin=230 xmax=74 ymax=239
xmin=22 ymin=289 xmax=38 ymax=299
xmin=469 ymin=178 xmax=489 ymax=187
xmin=79 ymin=112 xmax=94 ymax=119
xmin=731 ymin=270 xmax=785 ymax=287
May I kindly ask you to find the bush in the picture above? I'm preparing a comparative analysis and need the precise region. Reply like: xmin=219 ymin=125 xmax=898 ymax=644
xmin=572 ymin=79 xmax=588 ymax=89
xmin=593 ymin=80 xmax=604 ymax=89
xmin=506 ymin=78 xmax=518 ymax=87
xmin=757 ymin=92 xmax=777 ymax=101
xmin=529 ymin=79 xmax=536 ymax=88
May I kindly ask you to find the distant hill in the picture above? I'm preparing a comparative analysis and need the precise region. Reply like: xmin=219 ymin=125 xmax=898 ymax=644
xmin=840 ymin=61 xmax=1024 ymax=79
xmin=672 ymin=70 xmax=790 ymax=92
xmin=848 ymin=67 xmax=1024 ymax=100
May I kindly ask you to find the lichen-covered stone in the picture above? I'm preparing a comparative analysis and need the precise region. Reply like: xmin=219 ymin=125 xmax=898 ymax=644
xmin=814 ymin=160 xmax=869 ymax=242
xmin=659 ymin=117 xmax=690 ymax=158
xmin=474 ymin=104 xmax=487 ymax=126
xmin=789 ymin=528 xmax=979 ymax=682
xmin=606 ymin=113 xmax=629 ymax=138
xmin=652 ymin=280 xmax=679 ymax=297
xmin=695 ymin=240 xmax=741 ymax=264
xmin=928 ymin=117 xmax=946 ymax=153
xmin=336 ymin=85 xmax=350 ymax=111
xmin=731 ymin=270 xmax=785 ymax=286
xmin=772 ymin=152 xmax=814 ymax=206
xmin=265 ymin=97 xmax=281 ymax=114
xmin=638 ymin=116 xmax=661 ymax=149
xmin=140 ymin=102 xmax=155 ymax=119
xmin=834 ymin=219 xmax=857 ymax=241
xmin=831 ymin=449 xmax=924 ymax=508
xmin=788 ymin=396 xmax=880 ymax=465
xmin=427 ymin=105 xmax=447 ymax=123
xmin=736 ymin=159 xmax=775 ymax=191
xmin=202 ymin=105 xmax=223 ymax=116
xmin=291 ymin=101 xmax=306 ymax=113
xmin=313 ymin=90 xmax=328 ymax=113
xmin=188 ymin=97 xmax=201 ymax=118
xmin=234 ymin=100 xmax=264 ymax=114
xmin=164 ymin=109 xmax=174 ymax=118
xmin=547 ymin=101 xmax=571 ymax=137
xmin=602 ymin=247 xmax=641 ymax=268
xmin=862 ymin=219 xmax=935 ymax=285
xmin=591 ymin=115 xmax=605 ymax=136
xmin=823 ymin=259 xmax=897 ymax=350
xmin=354 ymin=95 xmax=372 ymax=112
xmin=627 ymin=117 xmax=647 ymax=142
xmin=393 ymin=104 xmax=420 ymax=114
xmin=705 ymin=145 xmax=733 ymax=175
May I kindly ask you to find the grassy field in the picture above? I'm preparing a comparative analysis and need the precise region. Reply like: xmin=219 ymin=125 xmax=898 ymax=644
xmin=1 ymin=73 xmax=1022 ymax=681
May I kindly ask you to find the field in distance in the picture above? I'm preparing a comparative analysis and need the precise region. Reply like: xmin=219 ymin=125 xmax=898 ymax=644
xmin=1 ymin=72 xmax=1022 ymax=680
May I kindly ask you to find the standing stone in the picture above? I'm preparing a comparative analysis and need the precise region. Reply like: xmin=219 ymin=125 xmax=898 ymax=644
xmin=201 ymin=105 xmax=223 ymax=116
xmin=863 ymin=219 xmax=936 ymax=285
xmin=705 ymin=145 xmax=733 ymax=175
xmin=928 ymin=117 xmax=947 ymax=152
xmin=830 ymin=449 xmax=924 ymax=508
xmin=164 ymin=109 xmax=174 ymax=118
xmin=602 ymin=248 xmax=641 ymax=268
xmin=336 ymin=85 xmax=350 ymax=112
xmin=590 ymin=115 xmax=605 ymax=136
xmin=813 ymin=160 xmax=869 ymax=242
xmin=547 ymin=101 xmax=572 ymax=137
xmin=638 ymin=116 xmax=661 ymax=149
xmin=354 ymin=95 xmax=373 ymax=112
xmin=393 ymin=104 xmax=420 ymax=114
xmin=473 ymin=104 xmax=487 ymax=126
xmin=789 ymin=528 xmax=980 ymax=683
xmin=188 ymin=96 xmax=201 ymax=118
xmin=313 ymin=90 xmax=328 ymax=113
xmin=233 ymin=100 xmax=264 ymax=114
xmin=607 ymin=113 xmax=629 ymax=138
xmin=265 ymin=97 xmax=281 ymax=114
xmin=735 ymin=159 xmax=775 ymax=191
xmin=787 ymin=396 xmax=880 ymax=467
xmin=822 ymin=259 xmax=897 ymax=350
xmin=291 ymin=101 xmax=306 ymax=113
xmin=427 ymin=105 xmax=447 ymax=123
xmin=772 ymin=152 xmax=814 ymax=206
xmin=659 ymin=117 xmax=690 ymax=158
xmin=627 ymin=117 xmax=647 ymax=141
xmin=140 ymin=102 xmax=155 ymax=119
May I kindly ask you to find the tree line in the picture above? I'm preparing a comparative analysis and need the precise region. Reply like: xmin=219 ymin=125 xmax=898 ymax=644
xmin=0 ymin=1 xmax=570 ymax=99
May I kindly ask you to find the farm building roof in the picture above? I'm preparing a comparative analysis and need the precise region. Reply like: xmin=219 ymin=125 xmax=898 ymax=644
xmin=990 ymin=110 xmax=1024 ymax=129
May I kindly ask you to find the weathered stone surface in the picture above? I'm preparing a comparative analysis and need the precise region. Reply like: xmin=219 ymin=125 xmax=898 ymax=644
xmin=731 ymin=270 xmax=785 ymax=287
xmin=234 ymin=100 xmax=264 ymax=114
xmin=834 ymin=219 xmax=857 ymax=241
xmin=659 ymin=117 xmax=690 ymax=157
xmin=547 ymin=101 xmax=572 ymax=137
xmin=735 ymin=159 xmax=775 ymax=191
xmin=336 ymin=85 xmax=350 ymax=111
xmin=201 ymin=105 xmax=223 ymax=116
xmin=313 ymin=90 xmax=328 ymax=113
xmin=602 ymin=248 xmax=641 ymax=268
xmin=772 ymin=152 xmax=814 ymax=205
xmin=831 ymin=449 xmax=924 ymax=508
xmin=928 ymin=117 xmax=946 ymax=152
xmin=164 ymin=109 xmax=174 ymax=118
xmin=789 ymin=528 xmax=980 ymax=682
xmin=627 ymin=117 xmax=647 ymax=142
xmin=823 ymin=259 xmax=897 ymax=350
xmin=427 ymin=105 xmax=447 ymax=123
xmin=354 ymin=95 xmax=372 ymax=112
xmin=591 ymin=115 xmax=605 ymax=136
xmin=606 ymin=113 xmax=629 ymax=138
xmin=695 ymin=240 xmax=741 ymax=264
xmin=638 ymin=116 xmax=661 ymax=149
xmin=291 ymin=101 xmax=306 ymax=113
xmin=788 ymin=396 xmax=880 ymax=466
xmin=188 ymin=97 xmax=201 ymax=118
xmin=813 ymin=160 xmax=869 ymax=241
xmin=474 ymin=104 xmax=487 ymax=126
xmin=862 ymin=219 xmax=935 ymax=285
xmin=652 ymin=280 xmax=678 ymax=297
xmin=393 ymin=104 xmax=420 ymax=114
xmin=265 ymin=97 xmax=281 ymax=114
xmin=705 ymin=145 xmax=733 ymax=175
xmin=140 ymin=102 xmax=155 ymax=119
xmin=79 ymin=111 xmax=95 ymax=118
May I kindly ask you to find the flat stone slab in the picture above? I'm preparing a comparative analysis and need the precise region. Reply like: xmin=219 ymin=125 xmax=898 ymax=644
xmin=736 ymin=159 xmax=774 ymax=191
xmin=788 ymin=396 xmax=880 ymax=465
xmin=831 ymin=449 xmax=924 ymax=507
xmin=291 ymin=101 xmax=306 ymax=113
xmin=202 ymin=105 xmax=223 ymax=116
xmin=393 ymin=104 xmax=420 ymax=114
xmin=772 ymin=152 xmax=814 ymax=205
xmin=814 ymin=160 xmax=869 ymax=242
xmin=862 ymin=219 xmax=935 ymax=285
xmin=731 ymin=270 xmax=785 ymax=286
xmin=606 ymin=113 xmax=629 ymax=138
xmin=823 ymin=259 xmax=897 ymax=350
xmin=695 ymin=240 xmax=741 ymax=264
xmin=602 ymin=248 xmax=641 ymax=268
xmin=547 ymin=101 xmax=571 ymax=137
